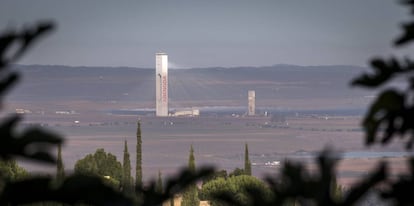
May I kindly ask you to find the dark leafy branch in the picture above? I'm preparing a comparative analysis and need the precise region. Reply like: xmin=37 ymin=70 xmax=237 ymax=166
xmin=362 ymin=89 xmax=414 ymax=148
xmin=0 ymin=22 xmax=54 ymax=103
xmin=351 ymin=0 xmax=414 ymax=149
xmin=381 ymin=157 xmax=414 ymax=204
xmin=0 ymin=115 xmax=63 ymax=163
xmin=395 ymin=0 xmax=414 ymax=46
xmin=0 ymin=21 xmax=54 ymax=68
xmin=0 ymin=22 xmax=62 ymax=163
xmin=342 ymin=162 xmax=387 ymax=206
xmin=351 ymin=57 xmax=414 ymax=88
xmin=0 ymin=174 xmax=132 ymax=206
xmin=0 ymin=21 xmax=216 ymax=206
xmin=0 ymin=22 xmax=136 ymax=205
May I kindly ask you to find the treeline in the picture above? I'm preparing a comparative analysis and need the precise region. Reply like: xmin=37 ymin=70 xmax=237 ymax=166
xmin=0 ymin=126 xmax=349 ymax=206
xmin=0 ymin=123 xmax=273 ymax=206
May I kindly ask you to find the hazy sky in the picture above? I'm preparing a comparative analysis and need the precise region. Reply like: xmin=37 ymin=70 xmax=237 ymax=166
xmin=0 ymin=0 xmax=412 ymax=68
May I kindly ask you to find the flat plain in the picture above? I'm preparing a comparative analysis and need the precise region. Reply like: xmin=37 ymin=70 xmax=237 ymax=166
xmin=16 ymin=111 xmax=410 ymax=187
xmin=8 ymin=64 xmax=408 ymax=187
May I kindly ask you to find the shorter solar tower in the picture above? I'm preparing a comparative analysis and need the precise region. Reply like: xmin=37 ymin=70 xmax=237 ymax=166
xmin=248 ymin=90 xmax=255 ymax=116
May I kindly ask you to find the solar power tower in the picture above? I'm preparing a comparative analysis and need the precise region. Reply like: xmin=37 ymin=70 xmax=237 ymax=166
xmin=248 ymin=90 xmax=255 ymax=116
xmin=156 ymin=53 xmax=168 ymax=116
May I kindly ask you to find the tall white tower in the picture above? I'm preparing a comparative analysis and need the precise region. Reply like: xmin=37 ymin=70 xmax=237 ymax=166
xmin=156 ymin=53 xmax=168 ymax=116
xmin=248 ymin=90 xmax=255 ymax=116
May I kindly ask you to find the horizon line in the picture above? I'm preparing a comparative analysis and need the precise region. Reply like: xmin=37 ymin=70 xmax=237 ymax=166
xmin=12 ymin=63 xmax=367 ymax=70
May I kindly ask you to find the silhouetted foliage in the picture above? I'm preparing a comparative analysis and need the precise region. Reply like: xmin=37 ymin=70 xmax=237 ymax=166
xmin=394 ymin=0 xmax=414 ymax=46
xmin=347 ymin=3 xmax=414 ymax=204
xmin=0 ymin=174 xmax=132 ymax=205
xmin=352 ymin=0 xmax=414 ymax=150
xmin=381 ymin=157 xmax=414 ymax=205
xmin=208 ymin=1 xmax=414 ymax=206
xmin=210 ymin=149 xmax=386 ymax=206
xmin=0 ymin=22 xmax=62 ymax=164
xmin=0 ymin=22 xmax=135 ymax=205
xmin=0 ymin=22 xmax=216 ymax=206
xmin=0 ymin=116 xmax=62 ymax=164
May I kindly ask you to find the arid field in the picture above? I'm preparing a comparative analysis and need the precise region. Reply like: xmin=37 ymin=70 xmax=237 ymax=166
xmin=14 ymin=111 xmax=412 ymax=188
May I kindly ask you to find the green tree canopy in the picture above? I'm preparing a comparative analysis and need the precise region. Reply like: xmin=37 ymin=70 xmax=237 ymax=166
xmin=229 ymin=168 xmax=245 ymax=177
xmin=200 ymin=175 xmax=271 ymax=206
xmin=74 ymin=148 xmax=123 ymax=185
xmin=202 ymin=170 xmax=228 ymax=186
xmin=0 ymin=160 xmax=28 ymax=181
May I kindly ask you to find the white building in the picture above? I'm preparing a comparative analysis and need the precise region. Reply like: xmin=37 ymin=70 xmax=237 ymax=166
xmin=173 ymin=108 xmax=200 ymax=117
xmin=156 ymin=53 xmax=168 ymax=116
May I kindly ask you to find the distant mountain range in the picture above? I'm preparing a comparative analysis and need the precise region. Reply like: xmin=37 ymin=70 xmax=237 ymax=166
xmin=8 ymin=64 xmax=373 ymax=111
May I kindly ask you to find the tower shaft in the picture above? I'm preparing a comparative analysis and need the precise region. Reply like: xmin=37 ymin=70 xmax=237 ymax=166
xmin=156 ymin=53 xmax=168 ymax=116
xmin=248 ymin=90 xmax=255 ymax=116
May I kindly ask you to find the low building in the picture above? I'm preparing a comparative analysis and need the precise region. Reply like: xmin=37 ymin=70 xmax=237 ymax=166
xmin=173 ymin=108 xmax=200 ymax=117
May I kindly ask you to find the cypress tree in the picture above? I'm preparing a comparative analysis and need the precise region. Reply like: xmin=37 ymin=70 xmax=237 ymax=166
xmin=136 ymin=121 xmax=142 ymax=187
xmin=181 ymin=145 xmax=199 ymax=206
xmin=122 ymin=140 xmax=132 ymax=191
xmin=155 ymin=170 xmax=163 ymax=193
xmin=56 ymin=144 xmax=65 ymax=181
xmin=244 ymin=143 xmax=252 ymax=176
xmin=188 ymin=145 xmax=195 ymax=172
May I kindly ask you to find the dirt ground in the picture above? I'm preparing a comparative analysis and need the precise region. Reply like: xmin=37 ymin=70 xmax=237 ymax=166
xmin=14 ymin=111 xmax=412 ymax=188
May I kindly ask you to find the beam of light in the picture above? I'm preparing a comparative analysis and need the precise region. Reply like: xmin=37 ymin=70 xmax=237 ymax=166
xmin=168 ymin=61 xmax=190 ymax=69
